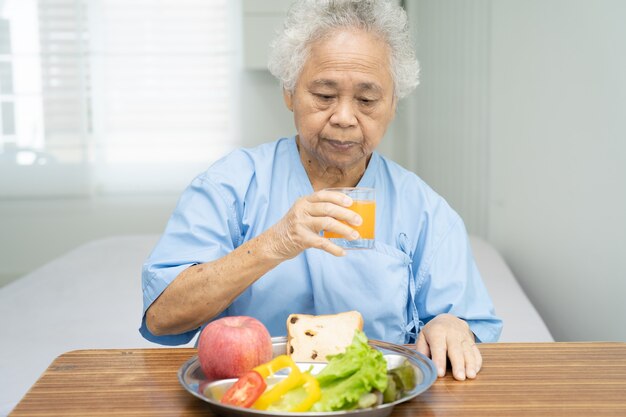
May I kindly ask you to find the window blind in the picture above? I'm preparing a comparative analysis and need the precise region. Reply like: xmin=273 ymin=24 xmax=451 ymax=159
xmin=0 ymin=0 xmax=238 ymax=197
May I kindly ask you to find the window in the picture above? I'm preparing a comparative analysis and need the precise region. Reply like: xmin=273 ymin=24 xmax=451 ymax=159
xmin=0 ymin=0 xmax=238 ymax=197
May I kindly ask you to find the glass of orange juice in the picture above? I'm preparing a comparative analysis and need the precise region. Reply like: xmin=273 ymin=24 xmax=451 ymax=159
xmin=323 ymin=187 xmax=375 ymax=249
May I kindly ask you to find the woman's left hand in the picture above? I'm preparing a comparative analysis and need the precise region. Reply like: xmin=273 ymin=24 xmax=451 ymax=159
xmin=415 ymin=313 xmax=482 ymax=381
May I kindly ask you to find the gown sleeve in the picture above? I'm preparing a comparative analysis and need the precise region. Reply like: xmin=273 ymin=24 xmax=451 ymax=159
xmin=139 ymin=174 xmax=241 ymax=345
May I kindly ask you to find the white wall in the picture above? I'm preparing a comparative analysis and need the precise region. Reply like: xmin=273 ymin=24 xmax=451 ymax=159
xmin=239 ymin=70 xmax=295 ymax=147
xmin=410 ymin=0 xmax=491 ymax=236
xmin=488 ymin=0 xmax=626 ymax=342
xmin=409 ymin=0 xmax=626 ymax=341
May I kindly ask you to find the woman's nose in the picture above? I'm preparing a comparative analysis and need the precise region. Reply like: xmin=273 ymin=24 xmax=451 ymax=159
xmin=329 ymin=99 xmax=357 ymax=128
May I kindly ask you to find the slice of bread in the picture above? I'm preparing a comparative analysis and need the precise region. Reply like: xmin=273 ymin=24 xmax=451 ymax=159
xmin=286 ymin=310 xmax=364 ymax=362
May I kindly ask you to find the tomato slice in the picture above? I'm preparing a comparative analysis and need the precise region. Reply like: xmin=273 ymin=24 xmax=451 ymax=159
xmin=220 ymin=370 xmax=267 ymax=408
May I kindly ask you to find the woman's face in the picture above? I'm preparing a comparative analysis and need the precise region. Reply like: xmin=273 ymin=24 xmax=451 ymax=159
xmin=284 ymin=29 xmax=396 ymax=175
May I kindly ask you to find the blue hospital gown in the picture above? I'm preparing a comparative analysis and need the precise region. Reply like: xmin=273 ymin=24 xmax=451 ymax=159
xmin=140 ymin=137 xmax=502 ymax=345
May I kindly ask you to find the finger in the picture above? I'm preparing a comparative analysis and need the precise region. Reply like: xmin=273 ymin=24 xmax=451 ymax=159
xmin=310 ymin=235 xmax=346 ymax=257
xmin=307 ymin=202 xmax=362 ymax=226
xmin=428 ymin=334 xmax=448 ymax=377
xmin=313 ymin=217 xmax=360 ymax=241
xmin=473 ymin=344 xmax=483 ymax=374
xmin=462 ymin=340 xmax=477 ymax=379
xmin=415 ymin=332 xmax=430 ymax=358
xmin=446 ymin=337 xmax=466 ymax=381
xmin=310 ymin=190 xmax=353 ymax=207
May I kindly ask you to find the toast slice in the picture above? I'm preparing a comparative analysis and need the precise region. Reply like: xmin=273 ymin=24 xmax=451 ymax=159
xmin=286 ymin=311 xmax=364 ymax=362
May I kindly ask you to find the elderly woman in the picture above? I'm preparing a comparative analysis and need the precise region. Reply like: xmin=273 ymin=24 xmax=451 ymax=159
xmin=141 ymin=0 xmax=501 ymax=381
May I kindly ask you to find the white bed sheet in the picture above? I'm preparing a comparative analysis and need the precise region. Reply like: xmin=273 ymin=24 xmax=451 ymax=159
xmin=0 ymin=234 xmax=552 ymax=416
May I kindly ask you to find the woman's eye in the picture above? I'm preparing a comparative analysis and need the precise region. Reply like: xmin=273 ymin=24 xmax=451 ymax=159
xmin=315 ymin=94 xmax=334 ymax=101
xmin=359 ymin=98 xmax=376 ymax=106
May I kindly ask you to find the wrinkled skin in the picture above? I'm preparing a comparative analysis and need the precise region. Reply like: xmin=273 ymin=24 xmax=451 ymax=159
xmin=266 ymin=189 xmax=362 ymax=259
xmin=416 ymin=314 xmax=482 ymax=380
xmin=270 ymin=28 xmax=396 ymax=254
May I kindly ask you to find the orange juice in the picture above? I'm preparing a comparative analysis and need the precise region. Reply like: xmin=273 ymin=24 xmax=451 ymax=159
xmin=324 ymin=200 xmax=375 ymax=239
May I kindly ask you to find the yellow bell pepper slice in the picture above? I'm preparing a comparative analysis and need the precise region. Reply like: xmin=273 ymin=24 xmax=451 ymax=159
xmin=288 ymin=372 xmax=321 ymax=412
xmin=253 ymin=355 xmax=296 ymax=379
xmin=251 ymin=354 xmax=321 ymax=412
xmin=252 ymin=355 xmax=302 ymax=410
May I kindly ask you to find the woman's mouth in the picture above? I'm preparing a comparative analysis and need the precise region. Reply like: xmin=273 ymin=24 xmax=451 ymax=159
xmin=324 ymin=138 xmax=359 ymax=151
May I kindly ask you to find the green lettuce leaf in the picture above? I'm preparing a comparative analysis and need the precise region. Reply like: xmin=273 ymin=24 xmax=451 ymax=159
xmin=311 ymin=330 xmax=388 ymax=412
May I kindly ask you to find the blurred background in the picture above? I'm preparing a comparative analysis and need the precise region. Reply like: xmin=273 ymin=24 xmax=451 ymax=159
xmin=0 ymin=0 xmax=624 ymax=342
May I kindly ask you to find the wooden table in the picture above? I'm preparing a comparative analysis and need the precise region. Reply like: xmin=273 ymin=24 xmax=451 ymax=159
xmin=9 ymin=343 xmax=626 ymax=416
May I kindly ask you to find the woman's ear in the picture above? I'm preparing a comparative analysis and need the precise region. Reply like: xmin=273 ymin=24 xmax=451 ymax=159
xmin=283 ymin=89 xmax=294 ymax=111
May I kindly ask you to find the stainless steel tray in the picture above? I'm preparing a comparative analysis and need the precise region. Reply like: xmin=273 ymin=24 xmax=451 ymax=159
xmin=178 ymin=336 xmax=437 ymax=417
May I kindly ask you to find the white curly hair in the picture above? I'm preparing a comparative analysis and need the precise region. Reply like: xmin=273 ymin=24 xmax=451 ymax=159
xmin=267 ymin=0 xmax=420 ymax=99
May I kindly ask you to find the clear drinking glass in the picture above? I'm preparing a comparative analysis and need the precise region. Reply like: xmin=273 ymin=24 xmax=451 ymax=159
xmin=323 ymin=187 xmax=375 ymax=249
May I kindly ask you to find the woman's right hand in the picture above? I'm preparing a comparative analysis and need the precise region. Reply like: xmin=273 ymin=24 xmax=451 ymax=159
xmin=266 ymin=189 xmax=363 ymax=259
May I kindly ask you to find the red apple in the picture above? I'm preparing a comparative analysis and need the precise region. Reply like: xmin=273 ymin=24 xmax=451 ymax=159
xmin=198 ymin=316 xmax=273 ymax=380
